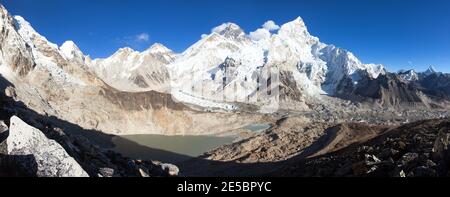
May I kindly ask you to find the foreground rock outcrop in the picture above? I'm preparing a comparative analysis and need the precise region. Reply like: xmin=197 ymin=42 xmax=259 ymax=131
xmin=0 ymin=113 xmax=178 ymax=177
xmin=1 ymin=116 xmax=88 ymax=177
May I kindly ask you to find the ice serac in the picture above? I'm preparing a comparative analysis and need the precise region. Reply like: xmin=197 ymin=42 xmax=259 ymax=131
xmin=6 ymin=116 xmax=89 ymax=177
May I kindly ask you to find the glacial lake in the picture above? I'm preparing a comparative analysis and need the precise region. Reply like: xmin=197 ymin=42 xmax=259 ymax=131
xmin=243 ymin=123 xmax=271 ymax=132
xmin=111 ymin=123 xmax=271 ymax=163
xmin=111 ymin=134 xmax=235 ymax=163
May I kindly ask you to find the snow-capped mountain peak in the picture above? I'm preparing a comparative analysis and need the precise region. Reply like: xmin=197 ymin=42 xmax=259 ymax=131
xmin=145 ymin=43 xmax=173 ymax=54
xmin=212 ymin=22 xmax=246 ymax=39
xmin=59 ymin=40 xmax=85 ymax=61
xmin=13 ymin=15 xmax=58 ymax=49
xmin=398 ymin=69 xmax=419 ymax=81
xmin=117 ymin=47 xmax=136 ymax=54
xmin=108 ymin=47 xmax=138 ymax=59
xmin=278 ymin=16 xmax=309 ymax=38
xmin=424 ymin=65 xmax=438 ymax=76
xmin=10 ymin=14 xmax=89 ymax=85
xmin=88 ymin=43 xmax=176 ymax=92
xmin=60 ymin=40 xmax=79 ymax=52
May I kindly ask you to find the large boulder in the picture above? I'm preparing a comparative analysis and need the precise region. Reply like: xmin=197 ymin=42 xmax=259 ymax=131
xmin=4 ymin=116 xmax=89 ymax=177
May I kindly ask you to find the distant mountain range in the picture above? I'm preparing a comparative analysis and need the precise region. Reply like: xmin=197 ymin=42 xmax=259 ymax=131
xmin=0 ymin=4 xmax=449 ymax=138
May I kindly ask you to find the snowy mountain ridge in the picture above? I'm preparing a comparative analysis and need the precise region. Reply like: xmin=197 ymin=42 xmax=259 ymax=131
xmin=12 ymin=13 xmax=387 ymax=101
xmin=167 ymin=17 xmax=386 ymax=109
xmin=88 ymin=43 xmax=177 ymax=92
xmin=9 ymin=9 xmax=449 ymax=112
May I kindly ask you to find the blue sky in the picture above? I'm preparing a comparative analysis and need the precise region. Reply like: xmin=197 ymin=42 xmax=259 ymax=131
xmin=3 ymin=0 xmax=450 ymax=72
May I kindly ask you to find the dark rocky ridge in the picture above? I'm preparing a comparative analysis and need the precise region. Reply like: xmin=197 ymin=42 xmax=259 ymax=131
xmin=329 ymin=71 xmax=450 ymax=108
xmin=279 ymin=71 xmax=304 ymax=101
xmin=353 ymin=73 xmax=425 ymax=106
xmin=417 ymin=72 xmax=450 ymax=100
xmin=99 ymin=85 xmax=189 ymax=111
xmin=131 ymin=74 xmax=150 ymax=88
xmin=273 ymin=118 xmax=450 ymax=177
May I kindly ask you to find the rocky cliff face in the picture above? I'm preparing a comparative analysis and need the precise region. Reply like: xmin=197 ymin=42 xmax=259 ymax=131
xmin=418 ymin=72 xmax=450 ymax=100
xmin=351 ymin=73 xmax=428 ymax=107
xmin=0 ymin=6 xmax=35 ymax=76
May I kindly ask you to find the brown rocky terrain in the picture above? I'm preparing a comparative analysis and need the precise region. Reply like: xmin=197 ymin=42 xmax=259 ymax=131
xmin=274 ymin=118 xmax=450 ymax=177
xmin=179 ymin=115 xmax=450 ymax=177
